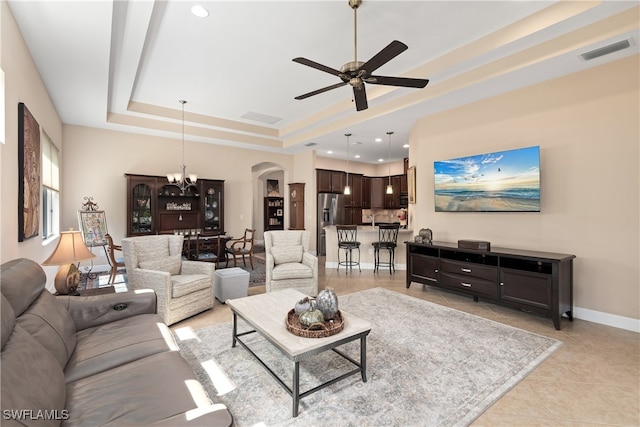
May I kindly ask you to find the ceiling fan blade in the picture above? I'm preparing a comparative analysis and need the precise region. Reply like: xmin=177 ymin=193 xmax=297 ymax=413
xmin=295 ymin=81 xmax=348 ymax=100
xmin=292 ymin=57 xmax=343 ymax=77
xmin=358 ymin=40 xmax=408 ymax=76
xmin=366 ymin=75 xmax=429 ymax=88
xmin=353 ymin=86 xmax=368 ymax=111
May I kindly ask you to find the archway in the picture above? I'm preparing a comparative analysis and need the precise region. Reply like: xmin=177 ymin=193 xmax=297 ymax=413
xmin=251 ymin=162 xmax=288 ymax=243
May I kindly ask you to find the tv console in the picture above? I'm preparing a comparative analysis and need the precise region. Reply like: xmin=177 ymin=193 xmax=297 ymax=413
xmin=406 ymin=241 xmax=575 ymax=330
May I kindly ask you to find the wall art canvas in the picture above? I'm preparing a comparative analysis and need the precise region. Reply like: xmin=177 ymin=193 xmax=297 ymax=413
xmin=434 ymin=146 xmax=540 ymax=212
xmin=18 ymin=103 xmax=41 ymax=241
xmin=267 ymin=179 xmax=280 ymax=196
xmin=78 ymin=210 xmax=109 ymax=246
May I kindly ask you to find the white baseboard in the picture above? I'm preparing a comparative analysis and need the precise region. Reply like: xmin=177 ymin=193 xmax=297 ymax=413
xmin=573 ymin=306 xmax=640 ymax=333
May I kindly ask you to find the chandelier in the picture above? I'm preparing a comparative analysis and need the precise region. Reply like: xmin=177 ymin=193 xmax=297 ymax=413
xmin=167 ymin=100 xmax=197 ymax=194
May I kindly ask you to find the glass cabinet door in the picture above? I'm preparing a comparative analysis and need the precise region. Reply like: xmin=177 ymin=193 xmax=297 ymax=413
xmin=203 ymin=185 xmax=221 ymax=232
xmin=132 ymin=183 xmax=153 ymax=234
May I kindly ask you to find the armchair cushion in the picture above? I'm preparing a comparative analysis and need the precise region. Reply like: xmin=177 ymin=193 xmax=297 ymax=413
xmin=271 ymin=245 xmax=303 ymax=264
xmin=272 ymin=263 xmax=313 ymax=281
xmin=172 ymin=275 xmax=212 ymax=298
xmin=140 ymin=255 xmax=182 ymax=275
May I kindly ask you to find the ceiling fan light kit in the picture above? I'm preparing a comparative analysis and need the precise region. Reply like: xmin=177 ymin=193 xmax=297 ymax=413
xmin=293 ymin=0 xmax=429 ymax=112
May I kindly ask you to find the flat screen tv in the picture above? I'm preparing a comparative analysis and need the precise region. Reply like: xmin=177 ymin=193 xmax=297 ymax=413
xmin=434 ymin=145 xmax=540 ymax=212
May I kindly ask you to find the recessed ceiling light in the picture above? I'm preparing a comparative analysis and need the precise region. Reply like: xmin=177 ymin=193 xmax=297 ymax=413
xmin=375 ymin=138 xmax=382 ymax=142
xmin=191 ymin=5 xmax=209 ymax=18
xmin=354 ymin=155 xmax=360 ymax=159
xmin=327 ymin=150 xmax=333 ymax=154
xmin=378 ymin=158 xmax=384 ymax=162
xmin=403 ymin=144 xmax=409 ymax=148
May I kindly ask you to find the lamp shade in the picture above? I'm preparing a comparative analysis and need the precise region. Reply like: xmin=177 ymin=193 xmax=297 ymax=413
xmin=42 ymin=229 xmax=96 ymax=266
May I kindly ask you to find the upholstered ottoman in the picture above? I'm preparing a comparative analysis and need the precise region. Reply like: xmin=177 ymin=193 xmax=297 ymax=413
xmin=214 ymin=267 xmax=250 ymax=303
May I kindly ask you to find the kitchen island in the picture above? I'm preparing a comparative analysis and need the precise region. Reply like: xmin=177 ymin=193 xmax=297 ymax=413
xmin=324 ymin=225 xmax=414 ymax=271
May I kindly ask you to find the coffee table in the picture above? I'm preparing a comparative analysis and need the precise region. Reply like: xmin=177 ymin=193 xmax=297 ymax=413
xmin=226 ymin=288 xmax=371 ymax=417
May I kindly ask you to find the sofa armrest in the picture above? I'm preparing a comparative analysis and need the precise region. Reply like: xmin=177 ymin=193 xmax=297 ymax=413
xmin=181 ymin=260 xmax=215 ymax=276
xmin=56 ymin=290 xmax=157 ymax=331
xmin=302 ymin=252 xmax=318 ymax=275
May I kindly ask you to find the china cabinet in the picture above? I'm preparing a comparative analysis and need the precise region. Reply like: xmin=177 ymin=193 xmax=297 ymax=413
xmin=125 ymin=174 xmax=224 ymax=236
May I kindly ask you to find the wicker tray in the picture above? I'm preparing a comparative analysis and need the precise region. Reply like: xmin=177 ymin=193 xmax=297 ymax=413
xmin=286 ymin=309 xmax=344 ymax=338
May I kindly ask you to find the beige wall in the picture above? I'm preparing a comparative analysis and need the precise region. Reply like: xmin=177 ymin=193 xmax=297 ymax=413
xmin=409 ymin=55 xmax=639 ymax=325
xmin=1 ymin=2 xmax=63 ymax=288
xmin=62 ymin=125 xmax=295 ymax=262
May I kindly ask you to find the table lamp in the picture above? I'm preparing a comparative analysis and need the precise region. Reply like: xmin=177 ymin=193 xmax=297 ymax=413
xmin=42 ymin=228 xmax=96 ymax=295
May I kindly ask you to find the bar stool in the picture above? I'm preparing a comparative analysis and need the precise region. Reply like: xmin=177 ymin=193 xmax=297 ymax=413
xmin=337 ymin=225 xmax=361 ymax=272
xmin=372 ymin=223 xmax=400 ymax=274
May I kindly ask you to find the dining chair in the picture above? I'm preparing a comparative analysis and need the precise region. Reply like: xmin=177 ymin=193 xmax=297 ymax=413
xmin=225 ymin=229 xmax=255 ymax=269
xmin=104 ymin=234 xmax=126 ymax=284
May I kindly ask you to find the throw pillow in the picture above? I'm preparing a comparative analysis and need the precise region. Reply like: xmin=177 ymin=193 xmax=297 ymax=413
xmin=139 ymin=255 xmax=181 ymax=275
xmin=270 ymin=245 xmax=303 ymax=264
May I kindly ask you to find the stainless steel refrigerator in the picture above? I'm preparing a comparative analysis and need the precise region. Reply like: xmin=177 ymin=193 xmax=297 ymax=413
xmin=317 ymin=193 xmax=346 ymax=256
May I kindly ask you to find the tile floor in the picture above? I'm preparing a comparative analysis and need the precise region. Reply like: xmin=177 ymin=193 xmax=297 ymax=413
xmin=172 ymin=259 xmax=640 ymax=426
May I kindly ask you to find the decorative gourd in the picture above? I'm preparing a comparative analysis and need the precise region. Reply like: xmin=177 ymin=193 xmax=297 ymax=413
xmin=299 ymin=308 xmax=325 ymax=327
xmin=315 ymin=287 xmax=339 ymax=320
xmin=294 ymin=297 xmax=312 ymax=315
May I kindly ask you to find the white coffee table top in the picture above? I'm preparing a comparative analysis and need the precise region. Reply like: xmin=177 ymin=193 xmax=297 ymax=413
xmin=227 ymin=288 xmax=371 ymax=360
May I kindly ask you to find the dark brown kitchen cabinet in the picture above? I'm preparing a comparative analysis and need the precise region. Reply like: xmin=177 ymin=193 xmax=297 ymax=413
xmin=362 ymin=176 xmax=371 ymax=209
xmin=384 ymin=175 xmax=403 ymax=209
xmin=345 ymin=174 xmax=363 ymax=207
xmin=370 ymin=177 xmax=386 ymax=209
xmin=344 ymin=207 xmax=363 ymax=225
xmin=316 ymin=169 xmax=346 ymax=193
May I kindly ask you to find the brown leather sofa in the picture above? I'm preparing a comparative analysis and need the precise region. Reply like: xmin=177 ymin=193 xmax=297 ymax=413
xmin=1 ymin=258 xmax=233 ymax=426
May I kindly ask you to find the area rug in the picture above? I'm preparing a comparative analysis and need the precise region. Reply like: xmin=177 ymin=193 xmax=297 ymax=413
xmin=174 ymin=287 xmax=562 ymax=426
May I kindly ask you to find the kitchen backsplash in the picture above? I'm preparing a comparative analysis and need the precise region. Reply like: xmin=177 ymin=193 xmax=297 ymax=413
xmin=362 ymin=209 xmax=408 ymax=228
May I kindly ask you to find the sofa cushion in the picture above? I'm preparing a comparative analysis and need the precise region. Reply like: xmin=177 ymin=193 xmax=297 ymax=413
xmin=171 ymin=275 xmax=212 ymax=298
xmin=1 ymin=296 xmax=66 ymax=427
xmin=134 ymin=236 xmax=171 ymax=263
xmin=64 ymin=313 xmax=178 ymax=383
xmin=270 ymin=230 xmax=303 ymax=247
xmin=271 ymin=245 xmax=303 ymax=264
xmin=65 ymin=351 xmax=233 ymax=427
xmin=272 ymin=262 xmax=313 ymax=280
xmin=0 ymin=258 xmax=47 ymax=316
xmin=16 ymin=291 xmax=76 ymax=369
xmin=140 ymin=255 xmax=182 ymax=275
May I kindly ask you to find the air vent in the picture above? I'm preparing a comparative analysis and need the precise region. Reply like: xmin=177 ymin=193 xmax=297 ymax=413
xmin=580 ymin=39 xmax=631 ymax=61
xmin=305 ymin=142 xmax=317 ymax=147
xmin=240 ymin=111 xmax=282 ymax=124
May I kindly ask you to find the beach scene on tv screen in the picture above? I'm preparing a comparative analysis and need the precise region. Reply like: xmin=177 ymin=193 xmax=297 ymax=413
xmin=434 ymin=146 xmax=540 ymax=212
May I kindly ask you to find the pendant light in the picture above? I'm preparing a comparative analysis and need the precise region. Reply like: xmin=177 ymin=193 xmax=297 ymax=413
xmin=167 ymin=100 xmax=198 ymax=194
xmin=344 ymin=133 xmax=352 ymax=195
xmin=386 ymin=131 xmax=394 ymax=194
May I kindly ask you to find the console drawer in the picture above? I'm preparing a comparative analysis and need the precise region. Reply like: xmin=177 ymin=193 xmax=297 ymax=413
xmin=440 ymin=259 xmax=498 ymax=282
xmin=439 ymin=272 xmax=498 ymax=298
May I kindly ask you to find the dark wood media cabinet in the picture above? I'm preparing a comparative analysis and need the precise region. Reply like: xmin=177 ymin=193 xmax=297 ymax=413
xmin=406 ymin=241 xmax=575 ymax=330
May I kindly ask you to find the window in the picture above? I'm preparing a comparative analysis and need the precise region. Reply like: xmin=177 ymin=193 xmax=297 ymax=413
xmin=41 ymin=131 xmax=59 ymax=240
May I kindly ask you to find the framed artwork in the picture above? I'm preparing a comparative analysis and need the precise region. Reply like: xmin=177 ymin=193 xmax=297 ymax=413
xmin=78 ymin=210 xmax=109 ymax=247
xmin=267 ymin=179 xmax=280 ymax=196
xmin=407 ymin=165 xmax=416 ymax=204
xmin=18 ymin=103 xmax=41 ymax=241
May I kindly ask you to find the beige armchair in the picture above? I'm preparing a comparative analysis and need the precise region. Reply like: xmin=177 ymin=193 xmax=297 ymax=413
xmin=121 ymin=235 xmax=214 ymax=325
xmin=264 ymin=230 xmax=318 ymax=296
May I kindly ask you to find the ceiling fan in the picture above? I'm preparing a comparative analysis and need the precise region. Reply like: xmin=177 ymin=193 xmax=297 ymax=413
xmin=293 ymin=0 xmax=429 ymax=112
